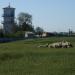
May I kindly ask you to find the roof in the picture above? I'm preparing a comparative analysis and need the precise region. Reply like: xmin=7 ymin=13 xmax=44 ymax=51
xmin=25 ymin=31 xmax=34 ymax=34
xmin=3 ymin=5 xmax=15 ymax=9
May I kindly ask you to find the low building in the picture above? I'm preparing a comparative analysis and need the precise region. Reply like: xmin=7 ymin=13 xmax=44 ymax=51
xmin=42 ymin=32 xmax=55 ymax=37
xmin=25 ymin=31 xmax=35 ymax=38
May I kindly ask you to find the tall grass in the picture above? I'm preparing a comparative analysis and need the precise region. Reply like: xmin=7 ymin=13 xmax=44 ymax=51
xmin=0 ymin=37 xmax=75 ymax=75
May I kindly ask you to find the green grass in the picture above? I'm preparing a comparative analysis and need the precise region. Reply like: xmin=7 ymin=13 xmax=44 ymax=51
xmin=0 ymin=37 xmax=75 ymax=75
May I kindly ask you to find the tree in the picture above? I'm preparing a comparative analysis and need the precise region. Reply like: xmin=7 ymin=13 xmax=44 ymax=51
xmin=35 ymin=27 xmax=44 ymax=36
xmin=0 ymin=28 xmax=4 ymax=37
xmin=13 ymin=22 xmax=19 ymax=32
xmin=22 ymin=22 xmax=34 ymax=31
xmin=17 ymin=12 xmax=32 ymax=26
xmin=17 ymin=12 xmax=34 ymax=32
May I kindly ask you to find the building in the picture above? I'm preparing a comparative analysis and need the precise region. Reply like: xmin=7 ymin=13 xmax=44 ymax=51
xmin=42 ymin=32 xmax=56 ymax=37
xmin=3 ymin=4 xmax=15 ymax=34
xmin=25 ymin=31 xmax=35 ymax=38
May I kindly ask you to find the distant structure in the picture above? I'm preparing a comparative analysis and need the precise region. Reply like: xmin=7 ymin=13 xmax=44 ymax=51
xmin=3 ymin=4 xmax=15 ymax=34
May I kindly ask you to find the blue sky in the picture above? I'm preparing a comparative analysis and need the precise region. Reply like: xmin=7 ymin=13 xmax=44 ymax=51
xmin=0 ymin=0 xmax=75 ymax=32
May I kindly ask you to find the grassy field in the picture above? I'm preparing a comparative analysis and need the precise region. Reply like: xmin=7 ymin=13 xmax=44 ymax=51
xmin=0 ymin=37 xmax=75 ymax=75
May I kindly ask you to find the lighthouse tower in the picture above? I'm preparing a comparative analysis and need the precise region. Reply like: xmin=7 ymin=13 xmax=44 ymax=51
xmin=3 ymin=4 xmax=15 ymax=34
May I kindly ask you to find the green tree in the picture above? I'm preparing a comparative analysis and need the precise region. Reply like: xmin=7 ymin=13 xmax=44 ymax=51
xmin=22 ymin=22 xmax=34 ymax=31
xmin=18 ymin=12 xmax=32 ymax=25
xmin=35 ymin=27 xmax=44 ymax=36
xmin=17 ymin=12 xmax=34 ymax=32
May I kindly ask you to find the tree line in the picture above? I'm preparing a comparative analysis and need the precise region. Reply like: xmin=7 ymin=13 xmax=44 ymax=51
xmin=0 ymin=12 xmax=44 ymax=38
xmin=0 ymin=12 xmax=74 ymax=38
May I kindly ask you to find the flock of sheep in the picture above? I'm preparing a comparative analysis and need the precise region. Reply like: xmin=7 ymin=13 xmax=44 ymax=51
xmin=38 ymin=40 xmax=73 ymax=48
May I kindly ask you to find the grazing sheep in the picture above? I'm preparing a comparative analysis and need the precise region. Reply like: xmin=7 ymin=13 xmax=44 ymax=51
xmin=48 ymin=42 xmax=62 ymax=48
xmin=61 ymin=41 xmax=68 ymax=48
xmin=68 ymin=43 xmax=73 ymax=48
xmin=38 ymin=41 xmax=73 ymax=48
xmin=38 ymin=43 xmax=49 ymax=48
xmin=61 ymin=41 xmax=73 ymax=48
xmin=48 ymin=41 xmax=73 ymax=48
xmin=61 ymin=41 xmax=65 ymax=47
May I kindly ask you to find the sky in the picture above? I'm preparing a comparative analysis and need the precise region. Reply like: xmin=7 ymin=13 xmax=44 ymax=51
xmin=0 ymin=0 xmax=75 ymax=32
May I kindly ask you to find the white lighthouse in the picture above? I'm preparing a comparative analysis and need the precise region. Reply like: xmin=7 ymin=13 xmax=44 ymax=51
xmin=3 ymin=4 xmax=15 ymax=34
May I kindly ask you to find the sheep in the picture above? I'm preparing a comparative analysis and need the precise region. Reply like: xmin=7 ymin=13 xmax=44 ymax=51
xmin=48 ymin=42 xmax=62 ymax=48
xmin=38 ymin=41 xmax=73 ymax=48
xmin=38 ymin=43 xmax=49 ymax=48
xmin=61 ymin=41 xmax=73 ymax=48
xmin=48 ymin=41 xmax=73 ymax=48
